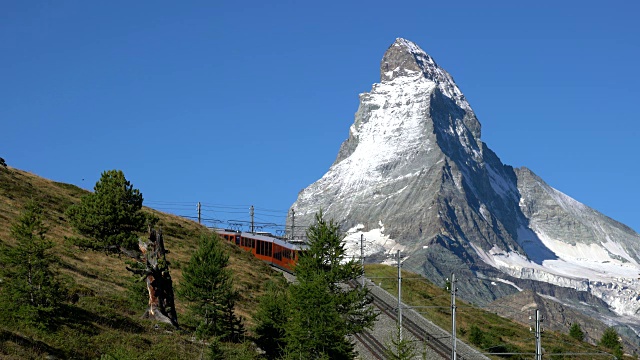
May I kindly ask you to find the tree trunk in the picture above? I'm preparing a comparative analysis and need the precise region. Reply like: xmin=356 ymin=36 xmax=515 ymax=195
xmin=127 ymin=227 xmax=179 ymax=328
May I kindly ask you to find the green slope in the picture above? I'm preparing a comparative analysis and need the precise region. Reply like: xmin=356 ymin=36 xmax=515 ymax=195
xmin=0 ymin=166 xmax=286 ymax=359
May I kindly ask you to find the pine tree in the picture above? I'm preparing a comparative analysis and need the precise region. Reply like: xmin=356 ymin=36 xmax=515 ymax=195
xmin=569 ymin=322 xmax=584 ymax=341
xmin=178 ymin=234 xmax=243 ymax=341
xmin=0 ymin=201 xmax=63 ymax=328
xmin=384 ymin=326 xmax=418 ymax=360
xmin=66 ymin=169 xmax=146 ymax=250
xmin=283 ymin=211 xmax=377 ymax=359
xmin=600 ymin=327 xmax=623 ymax=359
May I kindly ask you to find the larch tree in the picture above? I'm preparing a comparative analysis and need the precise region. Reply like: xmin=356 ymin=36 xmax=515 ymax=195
xmin=282 ymin=211 xmax=377 ymax=359
xmin=66 ymin=169 xmax=146 ymax=250
xmin=178 ymin=233 xmax=243 ymax=341
xmin=569 ymin=322 xmax=584 ymax=341
xmin=384 ymin=326 xmax=418 ymax=360
xmin=599 ymin=326 xmax=623 ymax=359
xmin=253 ymin=281 xmax=289 ymax=359
xmin=0 ymin=201 xmax=63 ymax=328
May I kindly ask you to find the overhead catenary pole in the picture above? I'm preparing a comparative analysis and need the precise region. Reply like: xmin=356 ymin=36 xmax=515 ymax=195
xmin=197 ymin=202 xmax=201 ymax=224
xmin=290 ymin=209 xmax=295 ymax=240
xmin=451 ymin=273 xmax=457 ymax=360
xmin=397 ymin=249 xmax=402 ymax=341
xmin=535 ymin=309 xmax=542 ymax=360
xmin=250 ymin=205 xmax=255 ymax=233
xmin=361 ymin=234 xmax=365 ymax=288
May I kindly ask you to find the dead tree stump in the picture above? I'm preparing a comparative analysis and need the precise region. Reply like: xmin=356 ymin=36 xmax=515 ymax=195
xmin=127 ymin=227 xmax=179 ymax=328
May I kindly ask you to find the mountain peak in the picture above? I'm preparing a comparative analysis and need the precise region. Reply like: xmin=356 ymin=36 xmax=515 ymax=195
xmin=380 ymin=38 xmax=439 ymax=82
xmin=380 ymin=38 xmax=469 ymax=110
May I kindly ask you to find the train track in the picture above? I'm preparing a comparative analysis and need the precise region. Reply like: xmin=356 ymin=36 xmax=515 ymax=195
xmin=350 ymin=280 xmax=481 ymax=360
xmin=279 ymin=271 xmax=484 ymax=359
xmin=353 ymin=329 xmax=387 ymax=360
xmin=368 ymin=289 xmax=455 ymax=359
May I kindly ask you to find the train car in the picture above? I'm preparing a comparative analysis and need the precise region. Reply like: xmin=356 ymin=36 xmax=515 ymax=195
xmin=215 ymin=229 xmax=307 ymax=272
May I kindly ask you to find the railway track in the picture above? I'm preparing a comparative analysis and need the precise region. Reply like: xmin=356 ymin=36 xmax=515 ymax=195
xmin=353 ymin=329 xmax=387 ymax=360
xmin=367 ymin=287 xmax=455 ymax=359
xmin=279 ymin=270 xmax=485 ymax=359
xmin=351 ymin=279 xmax=488 ymax=360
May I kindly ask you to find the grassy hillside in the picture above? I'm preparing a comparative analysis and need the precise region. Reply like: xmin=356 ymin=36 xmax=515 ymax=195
xmin=0 ymin=166 xmax=287 ymax=359
xmin=365 ymin=264 xmax=624 ymax=359
xmin=1 ymin=165 xmax=627 ymax=359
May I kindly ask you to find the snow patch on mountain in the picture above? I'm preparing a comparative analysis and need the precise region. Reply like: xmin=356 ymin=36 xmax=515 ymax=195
xmin=486 ymin=163 xmax=516 ymax=200
xmin=343 ymin=222 xmax=405 ymax=264
xmin=472 ymin=225 xmax=640 ymax=316
xmin=536 ymin=230 xmax=638 ymax=269
xmin=294 ymin=73 xmax=438 ymax=219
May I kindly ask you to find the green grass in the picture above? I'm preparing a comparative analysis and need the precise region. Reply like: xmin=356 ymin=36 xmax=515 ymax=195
xmin=0 ymin=166 xmax=286 ymax=359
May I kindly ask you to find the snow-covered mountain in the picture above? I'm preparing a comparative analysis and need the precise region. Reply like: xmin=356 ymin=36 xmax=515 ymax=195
xmin=290 ymin=38 xmax=640 ymax=340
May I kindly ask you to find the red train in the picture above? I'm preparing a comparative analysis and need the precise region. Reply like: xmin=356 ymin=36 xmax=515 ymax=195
xmin=215 ymin=229 xmax=308 ymax=272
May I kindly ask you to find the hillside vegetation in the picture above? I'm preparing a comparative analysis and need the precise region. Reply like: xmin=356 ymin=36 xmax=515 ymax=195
xmin=0 ymin=165 xmax=628 ymax=359
xmin=365 ymin=264 xmax=625 ymax=359
xmin=0 ymin=166 xmax=286 ymax=359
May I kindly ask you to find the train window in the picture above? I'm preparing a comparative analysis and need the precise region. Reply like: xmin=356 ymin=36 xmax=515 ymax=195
xmin=258 ymin=240 xmax=266 ymax=256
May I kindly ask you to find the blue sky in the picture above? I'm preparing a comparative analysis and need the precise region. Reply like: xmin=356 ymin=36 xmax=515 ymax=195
xmin=2 ymin=1 xmax=639 ymax=233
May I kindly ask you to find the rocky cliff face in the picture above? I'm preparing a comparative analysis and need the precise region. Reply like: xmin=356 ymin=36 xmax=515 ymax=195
xmin=289 ymin=38 xmax=640 ymax=339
